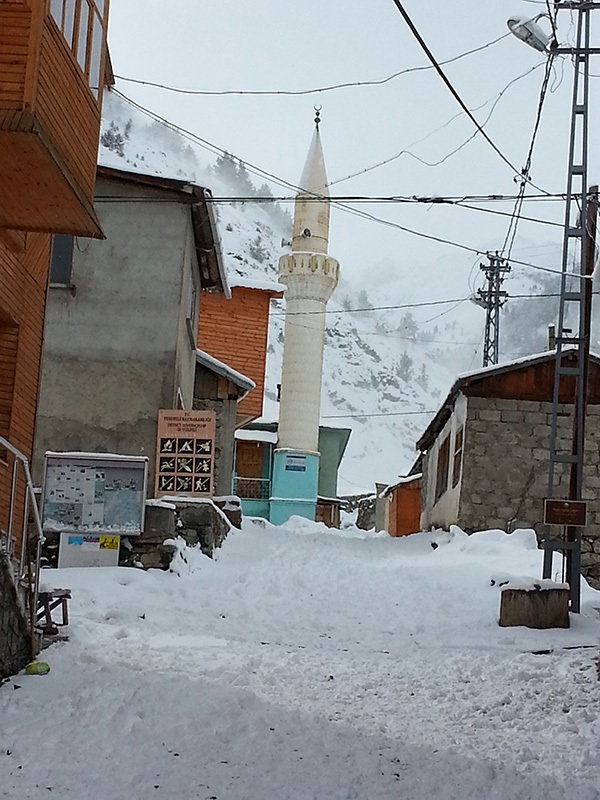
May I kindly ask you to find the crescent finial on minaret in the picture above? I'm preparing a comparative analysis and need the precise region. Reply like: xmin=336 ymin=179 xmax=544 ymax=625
xmin=314 ymin=105 xmax=322 ymax=128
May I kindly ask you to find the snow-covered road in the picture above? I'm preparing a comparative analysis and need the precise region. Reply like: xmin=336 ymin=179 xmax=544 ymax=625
xmin=1 ymin=520 xmax=600 ymax=799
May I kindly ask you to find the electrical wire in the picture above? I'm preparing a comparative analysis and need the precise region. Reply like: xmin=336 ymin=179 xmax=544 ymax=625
xmin=113 ymin=32 xmax=511 ymax=97
xmin=500 ymin=52 xmax=557 ymax=260
xmin=94 ymin=192 xmax=569 ymax=204
xmin=273 ymin=291 xmax=590 ymax=319
xmin=321 ymin=410 xmax=437 ymax=419
xmin=328 ymin=61 xmax=545 ymax=187
xmin=388 ymin=0 xmax=552 ymax=193
xmin=111 ymin=90 xmax=571 ymax=279
xmin=545 ymin=0 xmax=560 ymax=43
xmin=271 ymin=297 xmax=471 ymax=317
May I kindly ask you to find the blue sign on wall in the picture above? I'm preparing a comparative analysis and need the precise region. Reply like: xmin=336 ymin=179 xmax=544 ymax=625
xmin=285 ymin=455 xmax=306 ymax=472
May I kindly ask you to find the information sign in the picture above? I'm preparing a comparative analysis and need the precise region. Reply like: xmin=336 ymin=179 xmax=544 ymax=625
xmin=155 ymin=410 xmax=216 ymax=498
xmin=42 ymin=453 xmax=147 ymax=535
xmin=543 ymin=499 xmax=587 ymax=527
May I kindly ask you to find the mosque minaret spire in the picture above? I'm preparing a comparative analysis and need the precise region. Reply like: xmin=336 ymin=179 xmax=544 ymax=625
xmin=270 ymin=109 xmax=340 ymax=524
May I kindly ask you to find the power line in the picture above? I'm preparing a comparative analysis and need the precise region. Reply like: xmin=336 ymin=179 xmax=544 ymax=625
xmin=272 ymin=297 xmax=471 ymax=317
xmin=328 ymin=61 xmax=546 ymax=187
xmin=113 ymin=32 xmax=511 ymax=98
xmin=111 ymin=90 xmax=568 ymax=278
xmin=389 ymin=0 xmax=552 ymax=193
xmin=94 ymin=192 xmax=569 ymax=204
xmin=501 ymin=53 xmax=557 ymax=258
xmin=274 ymin=291 xmax=594 ymax=319
xmin=321 ymin=410 xmax=437 ymax=419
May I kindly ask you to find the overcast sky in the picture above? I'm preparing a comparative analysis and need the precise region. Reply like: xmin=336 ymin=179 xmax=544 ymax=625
xmin=106 ymin=1 xmax=600 ymax=293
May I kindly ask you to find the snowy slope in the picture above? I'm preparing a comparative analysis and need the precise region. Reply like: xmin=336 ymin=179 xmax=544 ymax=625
xmin=1 ymin=520 xmax=600 ymax=798
xmin=98 ymin=91 xmax=591 ymax=495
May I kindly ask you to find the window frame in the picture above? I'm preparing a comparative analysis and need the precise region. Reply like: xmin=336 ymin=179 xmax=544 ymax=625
xmin=48 ymin=0 xmax=107 ymax=100
xmin=452 ymin=426 xmax=464 ymax=488
xmin=49 ymin=234 xmax=75 ymax=287
xmin=434 ymin=433 xmax=451 ymax=502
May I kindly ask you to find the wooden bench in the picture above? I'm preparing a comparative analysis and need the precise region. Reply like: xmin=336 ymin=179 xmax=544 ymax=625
xmin=36 ymin=589 xmax=71 ymax=635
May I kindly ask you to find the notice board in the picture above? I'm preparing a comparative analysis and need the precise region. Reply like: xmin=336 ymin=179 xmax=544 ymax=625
xmin=42 ymin=453 xmax=148 ymax=535
xmin=155 ymin=410 xmax=216 ymax=498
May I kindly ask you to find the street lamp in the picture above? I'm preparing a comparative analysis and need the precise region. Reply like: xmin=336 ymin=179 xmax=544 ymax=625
xmin=507 ymin=15 xmax=552 ymax=52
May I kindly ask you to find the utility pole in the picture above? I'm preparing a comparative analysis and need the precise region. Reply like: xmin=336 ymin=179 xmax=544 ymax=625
xmin=542 ymin=2 xmax=600 ymax=613
xmin=476 ymin=253 xmax=511 ymax=367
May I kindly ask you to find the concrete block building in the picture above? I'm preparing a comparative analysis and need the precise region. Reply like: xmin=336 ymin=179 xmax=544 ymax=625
xmin=417 ymin=349 xmax=600 ymax=587
xmin=34 ymin=166 xmax=230 ymax=490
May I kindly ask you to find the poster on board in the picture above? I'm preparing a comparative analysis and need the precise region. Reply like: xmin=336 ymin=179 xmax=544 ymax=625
xmin=155 ymin=410 xmax=216 ymax=498
xmin=42 ymin=453 xmax=148 ymax=536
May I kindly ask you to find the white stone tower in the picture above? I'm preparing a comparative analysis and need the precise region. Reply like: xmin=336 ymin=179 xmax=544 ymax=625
xmin=270 ymin=111 xmax=340 ymax=524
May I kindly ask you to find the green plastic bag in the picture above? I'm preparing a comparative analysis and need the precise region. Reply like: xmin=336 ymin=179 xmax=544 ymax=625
xmin=25 ymin=661 xmax=50 ymax=675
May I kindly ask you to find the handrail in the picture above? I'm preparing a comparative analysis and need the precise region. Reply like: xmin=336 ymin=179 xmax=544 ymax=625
xmin=0 ymin=434 xmax=44 ymax=660
xmin=233 ymin=476 xmax=271 ymax=501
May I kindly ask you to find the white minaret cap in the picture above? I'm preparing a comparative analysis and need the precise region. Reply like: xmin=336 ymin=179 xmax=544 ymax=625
xmin=298 ymin=125 xmax=329 ymax=198
xmin=292 ymin=110 xmax=330 ymax=256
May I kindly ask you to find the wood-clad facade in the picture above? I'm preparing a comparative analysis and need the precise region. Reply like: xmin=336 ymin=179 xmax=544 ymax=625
xmin=198 ymin=285 xmax=282 ymax=426
xmin=0 ymin=0 xmax=110 ymax=236
xmin=378 ymin=476 xmax=422 ymax=538
xmin=0 ymin=0 xmax=110 ymax=563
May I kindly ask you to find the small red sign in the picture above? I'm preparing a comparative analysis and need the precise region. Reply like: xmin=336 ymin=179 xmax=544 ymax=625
xmin=543 ymin=499 xmax=587 ymax=527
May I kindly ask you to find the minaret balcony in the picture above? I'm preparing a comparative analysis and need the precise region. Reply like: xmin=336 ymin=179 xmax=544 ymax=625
xmin=279 ymin=252 xmax=339 ymax=280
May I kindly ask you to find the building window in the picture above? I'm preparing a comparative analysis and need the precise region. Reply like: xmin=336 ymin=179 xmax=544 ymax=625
xmin=435 ymin=433 xmax=450 ymax=502
xmin=50 ymin=235 xmax=74 ymax=285
xmin=49 ymin=0 xmax=106 ymax=98
xmin=452 ymin=426 xmax=464 ymax=488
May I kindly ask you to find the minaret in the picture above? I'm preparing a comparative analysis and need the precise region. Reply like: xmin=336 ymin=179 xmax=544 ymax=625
xmin=270 ymin=110 xmax=340 ymax=524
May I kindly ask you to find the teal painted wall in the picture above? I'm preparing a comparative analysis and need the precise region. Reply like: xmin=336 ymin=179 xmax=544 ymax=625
xmin=270 ymin=450 xmax=319 ymax=524
xmin=317 ymin=427 xmax=351 ymax=498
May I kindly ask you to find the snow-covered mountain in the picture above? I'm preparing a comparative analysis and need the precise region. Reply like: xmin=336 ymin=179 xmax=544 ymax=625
xmin=98 ymin=91 xmax=590 ymax=494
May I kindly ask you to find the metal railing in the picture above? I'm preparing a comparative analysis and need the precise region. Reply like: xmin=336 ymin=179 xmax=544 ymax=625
xmin=233 ymin=476 xmax=271 ymax=501
xmin=0 ymin=435 xmax=44 ymax=659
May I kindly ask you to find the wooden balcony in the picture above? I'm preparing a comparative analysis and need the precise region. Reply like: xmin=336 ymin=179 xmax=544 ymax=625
xmin=0 ymin=0 xmax=109 ymax=237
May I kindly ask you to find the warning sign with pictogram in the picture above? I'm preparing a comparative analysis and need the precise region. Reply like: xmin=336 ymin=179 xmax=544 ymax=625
xmin=155 ymin=410 xmax=216 ymax=498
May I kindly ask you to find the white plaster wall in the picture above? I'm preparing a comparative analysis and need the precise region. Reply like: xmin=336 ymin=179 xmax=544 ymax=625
xmin=420 ymin=393 xmax=467 ymax=530
xmin=277 ymin=253 xmax=339 ymax=454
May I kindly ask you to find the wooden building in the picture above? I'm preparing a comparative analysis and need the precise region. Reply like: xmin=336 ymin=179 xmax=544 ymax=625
xmin=198 ymin=279 xmax=283 ymax=427
xmin=0 ymin=0 xmax=110 ymax=677
xmin=376 ymin=474 xmax=422 ymax=538
xmin=416 ymin=350 xmax=600 ymax=587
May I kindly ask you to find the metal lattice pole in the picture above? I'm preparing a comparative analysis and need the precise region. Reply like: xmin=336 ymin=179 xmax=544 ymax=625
xmin=543 ymin=3 xmax=597 ymax=613
xmin=477 ymin=253 xmax=511 ymax=367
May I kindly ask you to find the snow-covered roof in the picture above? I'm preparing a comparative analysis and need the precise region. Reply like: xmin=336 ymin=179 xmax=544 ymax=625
xmin=235 ymin=429 xmax=278 ymax=444
xmin=196 ymin=349 xmax=255 ymax=397
xmin=228 ymin=277 xmax=285 ymax=294
xmin=416 ymin=347 xmax=600 ymax=452
xmin=44 ymin=451 xmax=148 ymax=462
xmin=380 ymin=473 xmax=423 ymax=498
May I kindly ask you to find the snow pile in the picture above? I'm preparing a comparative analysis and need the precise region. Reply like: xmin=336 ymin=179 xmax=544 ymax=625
xmin=1 ymin=520 xmax=600 ymax=798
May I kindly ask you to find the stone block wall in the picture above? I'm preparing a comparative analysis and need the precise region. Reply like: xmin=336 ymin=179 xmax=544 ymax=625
xmin=0 ymin=553 xmax=30 ymax=679
xmin=459 ymin=397 xmax=600 ymax=587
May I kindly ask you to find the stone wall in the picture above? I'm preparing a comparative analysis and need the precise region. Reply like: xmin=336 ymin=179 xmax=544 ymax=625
xmin=459 ymin=397 xmax=600 ymax=587
xmin=0 ymin=553 xmax=30 ymax=679
xmin=192 ymin=396 xmax=238 ymax=497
